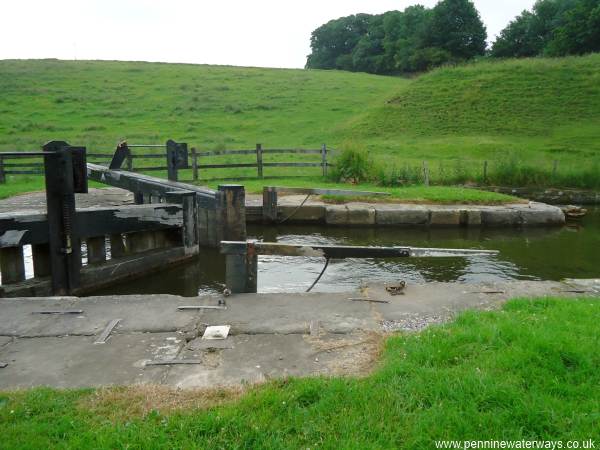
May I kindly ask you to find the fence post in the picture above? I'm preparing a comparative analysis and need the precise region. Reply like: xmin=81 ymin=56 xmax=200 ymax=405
xmin=483 ymin=161 xmax=488 ymax=184
xmin=423 ymin=161 xmax=430 ymax=186
xmin=0 ymin=156 xmax=5 ymax=183
xmin=126 ymin=147 xmax=133 ymax=171
xmin=552 ymin=160 xmax=558 ymax=178
xmin=166 ymin=140 xmax=178 ymax=182
xmin=321 ymin=144 xmax=328 ymax=177
xmin=262 ymin=186 xmax=278 ymax=223
xmin=43 ymin=141 xmax=81 ymax=295
xmin=256 ymin=143 xmax=263 ymax=178
xmin=192 ymin=147 xmax=199 ymax=181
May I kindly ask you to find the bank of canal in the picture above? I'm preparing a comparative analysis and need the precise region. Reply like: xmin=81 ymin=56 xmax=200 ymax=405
xmin=90 ymin=208 xmax=600 ymax=296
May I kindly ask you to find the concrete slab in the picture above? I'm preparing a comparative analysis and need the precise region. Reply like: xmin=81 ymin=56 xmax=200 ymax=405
xmin=0 ymin=295 xmax=204 ymax=337
xmin=199 ymin=292 xmax=379 ymax=335
xmin=0 ymin=332 xmax=181 ymax=389
xmin=0 ymin=280 xmax=597 ymax=389
xmin=364 ymin=280 xmax=568 ymax=331
xmin=166 ymin=331 xmax=378 ymax=388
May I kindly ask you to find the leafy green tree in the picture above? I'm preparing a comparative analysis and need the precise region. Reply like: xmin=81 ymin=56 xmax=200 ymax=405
xmin=426 ymin=0 xmax=487 ymax=59
xmin=305 ymin=0 xmax=487 ymax=74
xmin=490 ymin=11 xmax=543 ymax=57
xmin=491 ymin=0 xmax=600 ymax=58
xmin=305 ymin=14 xmax=372 ymax=70
xmin=546 ymin=0 xmax=600 ymax=55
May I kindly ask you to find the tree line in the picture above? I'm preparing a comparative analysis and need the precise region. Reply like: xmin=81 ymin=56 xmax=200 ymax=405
xmin=305 ymin=0 xmax=600 ymax=74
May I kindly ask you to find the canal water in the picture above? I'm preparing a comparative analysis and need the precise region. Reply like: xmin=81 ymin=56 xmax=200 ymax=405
xmin=91 ymin=208 xmax=600 ymax=296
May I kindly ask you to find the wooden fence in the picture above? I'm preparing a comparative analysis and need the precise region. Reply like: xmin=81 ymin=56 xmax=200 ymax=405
xmin=0 ymin=142 xmax=332 ymax=183
xmin=187 ymin=144 xmax=331 ymax=181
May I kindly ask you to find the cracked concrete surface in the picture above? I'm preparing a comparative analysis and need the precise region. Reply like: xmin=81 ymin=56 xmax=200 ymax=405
xmin=0 ymin=279 xmax=598 ymax=389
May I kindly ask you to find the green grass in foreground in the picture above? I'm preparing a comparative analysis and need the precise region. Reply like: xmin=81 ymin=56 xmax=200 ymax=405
xmin=0 ymin=174 xmax=517 ymax=204
xmin=1 ymin=298 xmax=598 ymax=448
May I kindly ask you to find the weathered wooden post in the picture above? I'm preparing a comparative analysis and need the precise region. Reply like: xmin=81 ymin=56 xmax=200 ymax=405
xmin=321 ymin=144 xmax=327 ymax=177
xmin=43 ymin=141 xmax=82 ymax=295
xmin=217 ymin=185 xmax=248 ymax=293
xmin=166 ymin=190 xmax=199 ymax=255
xmin=0 ymin=247 xmax=25 ymax=284
xmin=191 ymin=147 xmax=199 ymax=181
xmin=483 ymin=160 xmax=488 ymax=184
xmin=423 ymin=161 xmax=430 ymax=186
xmin=262 ymin=186 xmax=278 ymax=223
xmin=222 ymin=240 xmax=257 ymax=294
xmin=32 ymin=244 xmax=51 ymax=277
xmin=126 ymin=147 xmax=133 ymax=171
xmin=166 ymin=140 xmax=178 ymax=182
xmin=217 ymin=184 xmax=246 ymax=242
xmin=0 ymin=156 xmax=5 ymax=183
xmin=86 ymin=237 xmax=106 ymax=264
xmin=256 ymin=143 xmax=263 ymax=178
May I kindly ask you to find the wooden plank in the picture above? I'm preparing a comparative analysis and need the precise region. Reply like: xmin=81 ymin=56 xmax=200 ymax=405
xmin=131 ymin=154 xmax=165 ymax=159
xmin=4 ymin=170 xmax=44 ymax=175
xmin=197 ymin=163 xmax=257 ymax=169
xmin=261 ymin=148 xmax=322 ymax=154
xmin=262 ymin=162 xmax=322 ymax=168
xmin=94 ymin=319 xmax=121 ymax=344
xmin=87 ymin=163 xmax=216 ymax=209
xmin=196 ymin=149 xmax=257 ymax=156
xmin=0 ymin=205 xmax=184 ymax=248
xmin=2 ymin=162 xmax=44 ymax=167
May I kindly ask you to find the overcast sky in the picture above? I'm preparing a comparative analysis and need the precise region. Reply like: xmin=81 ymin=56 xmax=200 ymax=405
xmin=1 ymin=0 xmax=536 ymax=69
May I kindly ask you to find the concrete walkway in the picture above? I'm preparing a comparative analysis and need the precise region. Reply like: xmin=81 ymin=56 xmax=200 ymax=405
xmin=1 ymin=279 xmax=598 ymax=390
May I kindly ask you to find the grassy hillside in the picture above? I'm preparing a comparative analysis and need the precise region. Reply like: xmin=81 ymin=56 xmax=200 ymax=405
xmin=345 ymin=54 xmax=600 ymax=167
xmin=0 ymin=56 xmax=599 ymax=192
xmin=0 ymin=59 xmax=402 ymax=151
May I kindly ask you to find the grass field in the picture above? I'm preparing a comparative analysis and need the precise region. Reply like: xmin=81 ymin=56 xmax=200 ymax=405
xmin=1 ymin=298 xmax=598 ymax=448
xmin=1 ymin=55 xmax=599 ymax=198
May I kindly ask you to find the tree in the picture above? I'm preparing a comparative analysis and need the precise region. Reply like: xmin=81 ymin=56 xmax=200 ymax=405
xmin=491 ymin=11 xmax=543 ymax=57
xmin=426 ymin=0 xmax=487 ymax=60
xmin=305 ymin=0 xmax=487 ymax=74
xmin=491 ymin=0 xmax=600 ymax=58
xmin=305 ymin=14 xmax=372 ymax=70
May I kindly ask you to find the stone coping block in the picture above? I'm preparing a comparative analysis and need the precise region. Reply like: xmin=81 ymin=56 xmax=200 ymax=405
xmin=320 ymin=202 xmax=564 ymax=227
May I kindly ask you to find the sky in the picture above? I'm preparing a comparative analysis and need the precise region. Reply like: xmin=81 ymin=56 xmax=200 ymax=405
xmin=0 ymin=0 xmax=536 ymax=69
